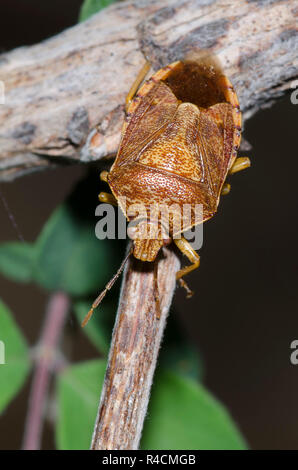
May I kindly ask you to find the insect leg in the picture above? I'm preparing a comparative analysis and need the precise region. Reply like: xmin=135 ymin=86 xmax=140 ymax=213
xmin=153 ymin=258 xmax=161 ymax=319
xmin=98 ymin=192 xmax=117 ymax=206
xmin=221 ymin=183 xmax=231 ymax=195
xmin=100 ymin=170 xmax=109 ymax=182
xmin=125 ymin=61 xmax=151 ymax=111
xmin=229 ymin=157 xmax=251 ymax=174
xmin=174 ymin=237 xmax=200 ymax=298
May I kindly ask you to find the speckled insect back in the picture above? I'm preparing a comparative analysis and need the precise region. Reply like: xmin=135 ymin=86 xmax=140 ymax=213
xmin=83 ymin=54 xmax=250 ymax=326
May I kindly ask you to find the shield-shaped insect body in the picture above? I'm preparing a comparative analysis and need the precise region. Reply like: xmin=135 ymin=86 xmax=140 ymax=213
xmin=84 ymin=56 xmax=251 ymax=325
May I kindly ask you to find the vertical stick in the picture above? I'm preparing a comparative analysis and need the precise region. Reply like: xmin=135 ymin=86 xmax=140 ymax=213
xmin=91 ymin=247 xmax=179 ymax=450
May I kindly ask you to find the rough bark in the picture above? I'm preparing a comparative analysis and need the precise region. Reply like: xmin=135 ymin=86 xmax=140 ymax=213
xmin=91 ymin=248 xmax=180 ymax=450
xmin=0 ymin=0 xmax=297 ymax=181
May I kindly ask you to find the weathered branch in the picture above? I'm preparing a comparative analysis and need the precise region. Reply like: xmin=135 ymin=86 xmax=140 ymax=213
xmin=91 ymin=247 xmax=180 ymax=450
xmin=0 ymin=0 xmax=297 ymax=181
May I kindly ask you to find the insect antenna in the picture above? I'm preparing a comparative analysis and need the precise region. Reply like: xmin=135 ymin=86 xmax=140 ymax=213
xmin=0 ymin=187 xmax=25 ymax=242
xmin=81 ymin=246 xmax=133 ymax=327
xmin=153 ymin=258 xmax=161 ymax=319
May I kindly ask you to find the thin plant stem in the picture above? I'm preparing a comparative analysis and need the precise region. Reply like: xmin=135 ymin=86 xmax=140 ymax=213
xmin=22 ymin=291 xmax=70 ymax=450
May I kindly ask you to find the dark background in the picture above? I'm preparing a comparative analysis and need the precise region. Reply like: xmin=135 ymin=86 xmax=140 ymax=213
xmin=0 ymin=0 xmax=297 ymax=450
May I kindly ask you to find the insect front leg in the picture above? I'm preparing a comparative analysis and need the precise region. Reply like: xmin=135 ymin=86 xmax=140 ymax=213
xmin=174 ymin=237 xmax=200 ymax=298
xmin=99 ymin=171 xmax=118 ymax=206
xmin=125 ymin=61 xmax=151 ymax=111
xmin=98 ymin=192 xmax=117 ymax=206
xmin=100 ymin=170 xmax=109 ymax=182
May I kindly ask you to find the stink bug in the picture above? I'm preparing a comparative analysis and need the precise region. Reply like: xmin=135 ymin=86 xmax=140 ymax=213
xmin=83 ymin=55 xmax=250 ymax=326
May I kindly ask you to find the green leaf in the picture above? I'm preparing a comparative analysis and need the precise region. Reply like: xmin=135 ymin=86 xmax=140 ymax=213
xmin=141 ymin=371 xmax=247 ymax=450
xmin=56 ymin=359 xmax=106 ymax=450
xmin=56 ymin=359 xmax=246 ymax=450
xmin=0 ymin=300 xmax=31 ymax=413
xmin=0 ymin=242 xmax=36 ymax=283
xmin=34 ymin=205 xmax=118 ymax=296
xmin=79 ymin=0 xmax=116 ymax=22
xmin=73 ymin=300 xmax=115 ymax=355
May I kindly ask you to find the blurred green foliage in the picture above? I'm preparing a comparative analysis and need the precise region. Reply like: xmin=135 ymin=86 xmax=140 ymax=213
xmin=0 ymin=300 xmax=31 ymax=413
xmin=0 ymin=172 xmax=247 ymax=449
xmin=56 ymin=359 xmax=246 ymax=450
xmin=79 ymin=0 xmax=117 ymax=22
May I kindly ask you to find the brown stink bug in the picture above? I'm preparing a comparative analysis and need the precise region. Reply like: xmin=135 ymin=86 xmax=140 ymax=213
xmin=83 ymin=55 xmax=250 ymax=326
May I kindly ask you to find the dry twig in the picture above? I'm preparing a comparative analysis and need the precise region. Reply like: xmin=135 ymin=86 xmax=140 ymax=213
xmin=91 ymin=248 xmax=180 ymax=450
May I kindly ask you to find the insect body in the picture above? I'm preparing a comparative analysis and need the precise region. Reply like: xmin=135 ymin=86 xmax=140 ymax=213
xmin=83 ymin=56 xmax=250 ymax=325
